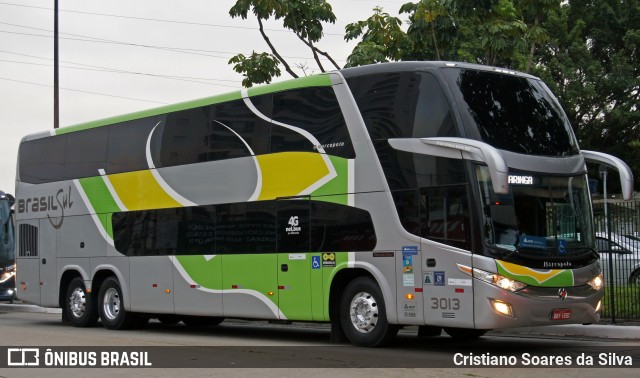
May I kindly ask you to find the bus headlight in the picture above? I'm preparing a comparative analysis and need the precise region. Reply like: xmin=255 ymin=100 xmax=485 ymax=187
xmin=490 ymin=299 xmax=514 ymax=317
xmin=464 ymin=266 xmax=527 ymax=292
xmin=0 ymin=264 xmax=15 ymax=283
xmin=588 ymin=273 xmax=603 ymax=291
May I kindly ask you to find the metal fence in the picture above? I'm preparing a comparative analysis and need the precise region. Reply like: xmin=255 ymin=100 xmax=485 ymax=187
xmin=593 ymin=200 xmax=640 ymax=322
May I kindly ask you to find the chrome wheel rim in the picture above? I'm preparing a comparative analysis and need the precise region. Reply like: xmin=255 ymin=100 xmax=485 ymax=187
xmin=349 ymin=291 xmax=379 ymax=333
xmin=69 ymin=287 xmax=86 ymax=319
xmin=102 ymin=287 xmax=121 ymax=321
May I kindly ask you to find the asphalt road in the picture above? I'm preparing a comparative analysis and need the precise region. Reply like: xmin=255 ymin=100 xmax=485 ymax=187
xmin=0 ymin=310 xmax=638 ymax=377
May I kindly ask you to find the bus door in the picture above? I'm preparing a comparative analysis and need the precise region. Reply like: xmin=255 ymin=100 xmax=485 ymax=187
xmin=276 ymin=197 xmax=315 ymax=321
xmin=419 ymin=186 xmax=475 ymax=328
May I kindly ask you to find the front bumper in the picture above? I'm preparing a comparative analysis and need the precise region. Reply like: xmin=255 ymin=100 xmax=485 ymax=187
xmin=473 ymin=280 xmax=602 ymax=329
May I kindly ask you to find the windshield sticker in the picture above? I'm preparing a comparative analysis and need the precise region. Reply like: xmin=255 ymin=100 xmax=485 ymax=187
xmin=558 ymin=240 xmax=568 ymax=254
xmin=520 ymin=236 xmax=547 ymax=250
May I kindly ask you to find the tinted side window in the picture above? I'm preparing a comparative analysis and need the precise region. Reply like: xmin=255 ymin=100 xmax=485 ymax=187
xmin=310 ymin=201 xmax=377 ymax=252
xmin=107 ymin=116 xmax=161 ymax=174
xmin=216 ymin=201 xmax=276 ymax=254
xmin=160 ymin=107 xmax=212 ymax=167
xmin=374 ymin=143 xmax=466 ymax=191
xmin=213 ymin=99 xmax=271 ymax=156
xmin=19 ymin=135 xmax=67 ymax=184
xmin=112 ymin=205 xmax=216 ymax=256
xmin=347 ymin=72 xmax=456 ymax=140
xmin=64 ymin=127 xmax=108 ymax=180
xmin=392 ymin=186 xmax=471 ymax=250
xmin=272 ymin=87 xmax=355 ymax=158
xmin=419 ymin=186 xmax=471 ymax=250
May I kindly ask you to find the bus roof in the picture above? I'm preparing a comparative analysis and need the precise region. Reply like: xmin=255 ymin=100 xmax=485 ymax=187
xmin=48 ymin=74 xmax=332 ymax=137
xmin=29 ymin=61 xmax=538 ymax=140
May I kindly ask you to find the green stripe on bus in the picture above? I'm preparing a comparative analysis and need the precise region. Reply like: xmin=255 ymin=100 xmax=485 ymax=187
xmin=78 ymin=176 xmax=121 ymax=237
xmin=310 ymin=156 xmax=349 ymax=205
xmin=55 ymin=91 xmax=243 ymax=135
xmin=247 ymin=74 xmax=332 ymax=97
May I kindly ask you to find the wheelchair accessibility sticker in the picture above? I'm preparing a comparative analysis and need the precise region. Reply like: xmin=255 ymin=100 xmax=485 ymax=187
xmin=312 ymin=256 xmax=321 ymax=269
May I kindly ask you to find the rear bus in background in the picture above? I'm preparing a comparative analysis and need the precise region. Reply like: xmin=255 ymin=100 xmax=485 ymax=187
xmin=0 ymin=190 xmax=16 ymax=302
xmin=15 ymin=62 xmax=633 ymax=346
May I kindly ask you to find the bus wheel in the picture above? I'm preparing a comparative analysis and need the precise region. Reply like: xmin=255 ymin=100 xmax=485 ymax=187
xmin=629 ymin=270 xmax=640 ymax=285
xmin=443 ymin=327 xmax=488 ymax=340
xmin=98 ymin=277 xmax=137 ymax=330
xmin=65 ymin=277 xmax=98 ymax=327
xmin=339 ymin=277 xmax=398 ymax=347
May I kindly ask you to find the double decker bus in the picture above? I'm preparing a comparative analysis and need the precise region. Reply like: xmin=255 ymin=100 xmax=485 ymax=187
xmin=15 ymin=62 xmax=633 ymax=346
xmin=0 ymin=190 xmax=16 ymax=302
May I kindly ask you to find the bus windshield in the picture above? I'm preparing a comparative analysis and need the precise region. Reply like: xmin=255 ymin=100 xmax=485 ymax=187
xmin=477 ymin=166 xmax=595 ymax=260
xmin=443 ymin=68 xmax=579 ymax=157
xmin=0 ymin=198 xmax=14 ymax=265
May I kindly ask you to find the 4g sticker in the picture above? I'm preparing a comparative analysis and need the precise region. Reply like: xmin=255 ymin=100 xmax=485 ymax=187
xmin=286 ymin=216 xmax=302 ymax=235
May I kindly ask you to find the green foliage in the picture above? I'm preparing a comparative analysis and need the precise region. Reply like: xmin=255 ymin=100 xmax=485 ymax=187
xmin=228 ymin=52 xmax=281 ymax=88
xmin=602 ymin=284 xmax=640 ymax=320
xmin=228 ymin=0 xmax=338 ymax=84
xmin=344 ymin=7 xmax=407 ymax=66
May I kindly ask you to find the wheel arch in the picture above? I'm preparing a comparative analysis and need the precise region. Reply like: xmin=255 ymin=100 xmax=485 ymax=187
xmin=58 ymin=268 xmax=85 ymax=309
xmin=328 ymin=262 xmax=398 ymax=325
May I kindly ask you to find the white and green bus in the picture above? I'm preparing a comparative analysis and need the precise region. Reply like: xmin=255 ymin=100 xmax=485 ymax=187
xmin=15 ymin=62 xmax=633 ymax=346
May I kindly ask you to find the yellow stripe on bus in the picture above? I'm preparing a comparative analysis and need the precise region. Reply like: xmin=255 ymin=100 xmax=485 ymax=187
xmin=496 ymin=260 xmax=566 ymax=285
xmin=108 ymin=170 xmax=182 ymax=210
xmin=256 ymin=152 xmax=330 ymax=200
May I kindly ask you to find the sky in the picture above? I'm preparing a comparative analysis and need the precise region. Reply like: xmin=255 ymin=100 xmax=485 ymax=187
xmin=0 ymin=0 xmax=408 ymax=193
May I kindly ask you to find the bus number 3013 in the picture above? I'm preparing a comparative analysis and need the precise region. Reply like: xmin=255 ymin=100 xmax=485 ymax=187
xmin=430 ymin=297 xmax=461 ymax=311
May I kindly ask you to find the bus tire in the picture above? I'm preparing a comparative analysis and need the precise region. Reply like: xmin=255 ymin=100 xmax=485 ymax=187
xmin=339 ymin=276 xmax=398 ymax=347
xmin=443 ymin=327 xmax=488 ymax=340
xmin=629 ymin=269 xmax=640 ymax=285
xmin=98 ymin=277 xmax=137 ymax=330
xmin=65 ymin=277 xmax=98 ymax=327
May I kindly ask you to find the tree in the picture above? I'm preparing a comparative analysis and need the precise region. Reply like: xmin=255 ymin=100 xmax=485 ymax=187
xmin=343 ymin=7 xmax=407 ymax=67
xmin=344 ymin=0 xmax=528 ymax=67
xmin=534 ymin=1 xmax=640 ymax=190
xmin=228 ymin=0 xmax=340 ymax=87
xmin=399 ymin=0 xmax=457 ymax=61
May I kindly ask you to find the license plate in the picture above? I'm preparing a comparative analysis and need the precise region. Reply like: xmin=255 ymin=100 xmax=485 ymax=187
xmin=551 ymin=308 xmax=572 ymax=320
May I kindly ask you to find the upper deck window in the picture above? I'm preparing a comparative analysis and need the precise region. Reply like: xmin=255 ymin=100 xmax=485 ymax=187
xmin=346 ymin=72 xmax=457 ymax=140
xmin=443 ymin=68 xmax=579 ymax=157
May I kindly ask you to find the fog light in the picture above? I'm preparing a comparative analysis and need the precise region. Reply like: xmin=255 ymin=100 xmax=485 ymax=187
xmin=490 ymin=299 xmax=514 ymax=318
xmin=595 ymin=300 xmax=602 ymax=313
xmin=588 ymin=273 xmax=603 ymax=291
